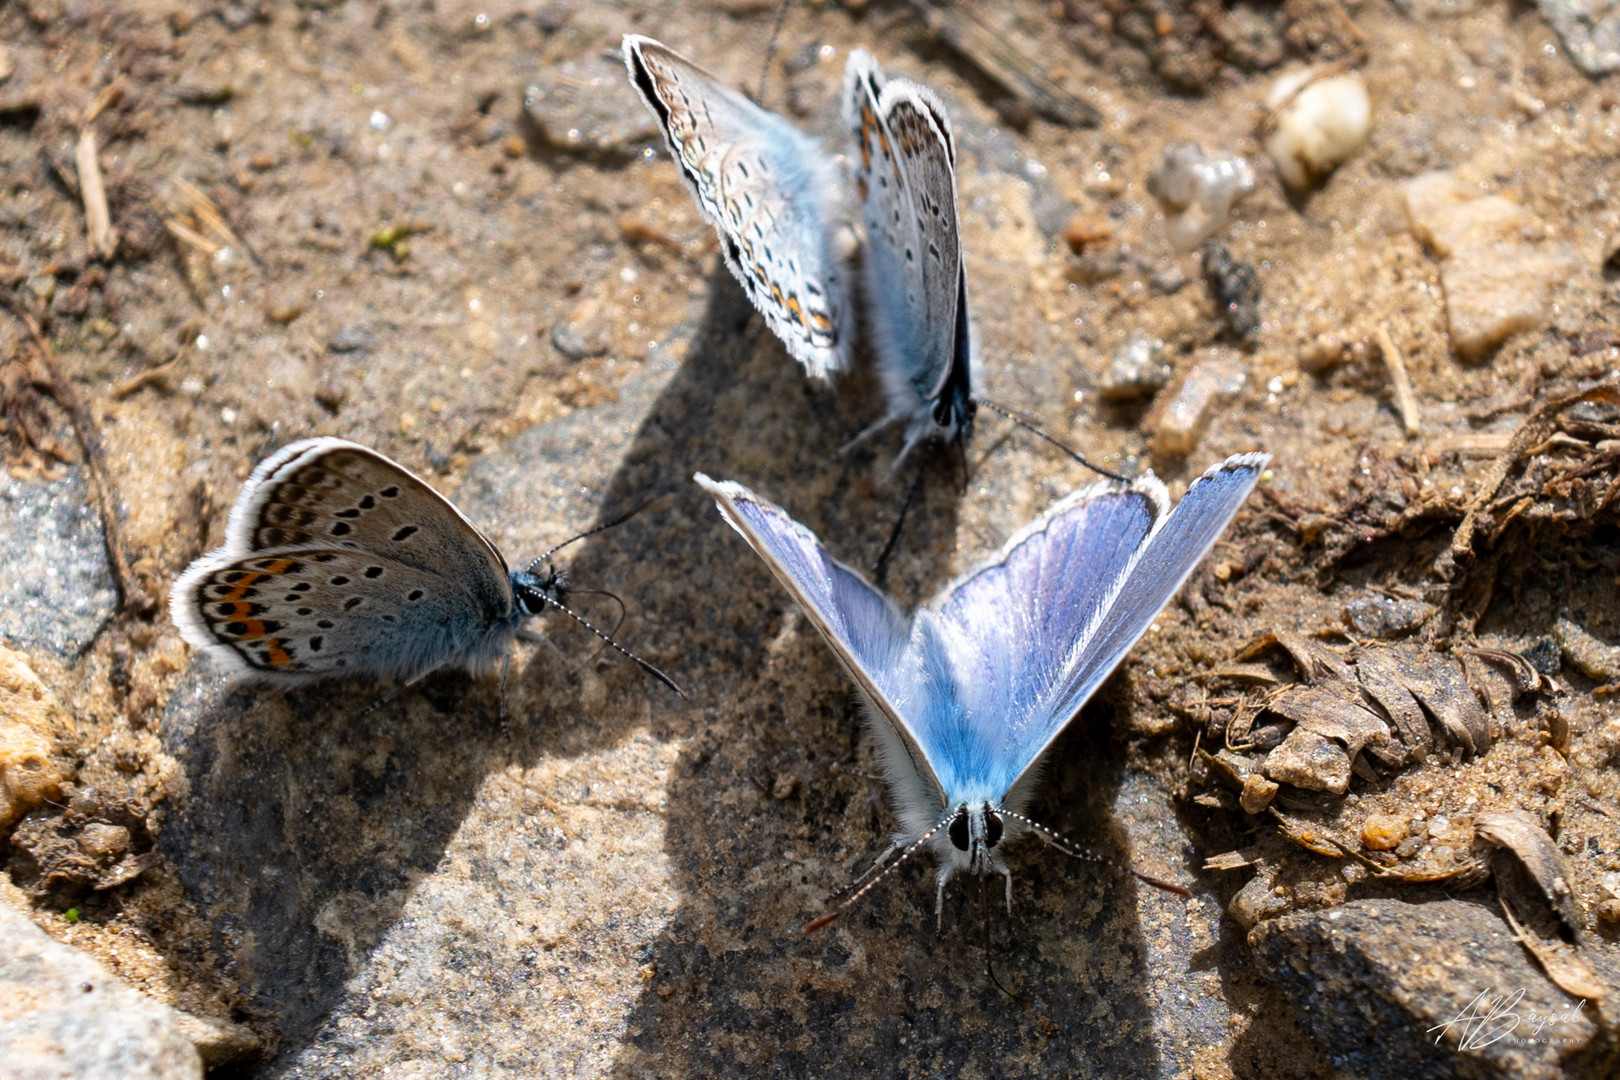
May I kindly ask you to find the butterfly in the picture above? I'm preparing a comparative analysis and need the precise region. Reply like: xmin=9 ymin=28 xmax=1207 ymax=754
xmin=171 ymin=437 xmax=680 ymax=695
xmin=623 ymin=34 xmax=849 ymax=381
xmin=695 ymin=453 xmax=1268 ymax=929
xmin=842 ymin=50 xmax=976 ymax=464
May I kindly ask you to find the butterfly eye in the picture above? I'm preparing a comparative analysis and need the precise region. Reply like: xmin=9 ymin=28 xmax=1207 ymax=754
xmin=984 ymin=810 xmax=1003 ymax=848
xmin=948 ymin=809 xmax=970 ymax=852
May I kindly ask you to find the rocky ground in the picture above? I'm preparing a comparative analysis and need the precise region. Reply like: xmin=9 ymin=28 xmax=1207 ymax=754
xmin=2 ymin=1 xmax=1619 ymax=1077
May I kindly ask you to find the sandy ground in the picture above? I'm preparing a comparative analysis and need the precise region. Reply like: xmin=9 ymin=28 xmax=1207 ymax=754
xmin=1 ymin=0 xmax=1618 ymax=1076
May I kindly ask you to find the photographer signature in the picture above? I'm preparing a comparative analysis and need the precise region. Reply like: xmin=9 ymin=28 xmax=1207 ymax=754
xmin=1427 ymin=989 xmax=1587 ymax=1050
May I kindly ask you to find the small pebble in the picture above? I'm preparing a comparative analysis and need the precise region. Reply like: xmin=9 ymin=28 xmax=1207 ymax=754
xmin=1403 ymin=171 xmax=1585 ymax=359
xmin=1263 ymin=66 xmax=1371 ymax=191
xmin=327 ymin=325 xmax=375 ymax=354
xmin=1062 ymin=214 xmax=1113 ymax=253
xmin=77 ymin=823 xmax=130 ymax=858
xmin=1360 ymin=812 xmax=1407 ymax=851
xmin=1239 ymin=772 xmax=1279 ymax=814
xmin=1554 ymin=616 xmax=1620 ymax=682
xmin=1201 ymin=242 xmax=1261 ymax=340
xmin=1146 ymin=142 xmax=1255 ymax=253
xmin=1343 ymin=594 xmax=1434 ymax=638
xmin=1147 ymin=347 xmax=1247 ymax=458
xmin=1097 ymin=331 xmax=1172 ymax=401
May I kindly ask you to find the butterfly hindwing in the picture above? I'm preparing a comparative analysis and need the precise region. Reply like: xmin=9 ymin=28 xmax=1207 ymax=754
xmin=171 ymin=547 xmax=504 ymax=683
xmin=624 ymin=35 xmax=848 ymax=379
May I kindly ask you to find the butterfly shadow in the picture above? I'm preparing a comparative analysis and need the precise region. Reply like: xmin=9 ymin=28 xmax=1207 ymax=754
xmin=536 ymin=271 xmax=1191 ymax=1077
xmin=152 ymin=265 xmax=960 ymax=1072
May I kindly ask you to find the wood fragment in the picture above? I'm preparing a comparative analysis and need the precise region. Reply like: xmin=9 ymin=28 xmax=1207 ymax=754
xmin=112 ymin=356 xmax=181 ymax=400
xmin=1375 ymin=324 xmax=1420 ymax=437
xmin=1452 ymin=380 xmax=1620 ymax=557
xmin=76 ymin=127 xmax=117 ymax=260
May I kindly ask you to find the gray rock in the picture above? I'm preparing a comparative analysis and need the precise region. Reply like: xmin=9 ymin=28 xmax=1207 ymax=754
xmin=1539 ymin=0 xmax=1620 ymax=75
xmin=159 ymin=276 xmax=1252 ymax=1077
xmin=1252 ymin=898 xmax=1620 ymax=1079
xmin=0 ymin=466 xmax=116 ymax=656
xmin=522 ymin=55 xmax=660 ymax=163
xmin=0 ymin=901 xmax=202 ymax=1080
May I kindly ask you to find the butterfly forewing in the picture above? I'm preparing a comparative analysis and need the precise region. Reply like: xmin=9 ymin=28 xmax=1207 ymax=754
xmin=623 ymin=35 xmax=847 ymax=379
xmin=921 ymin=479 xmax=1167 ymax=799
xmin=999 ymin=454 xmax=1269 ymax=795
xmin=844 ymin=51 xmax=965 ymax=404
xmin=225 ymin=439 xmax=512 ymax=622
xmin=694 ymin=474 xmax=947 ymax=802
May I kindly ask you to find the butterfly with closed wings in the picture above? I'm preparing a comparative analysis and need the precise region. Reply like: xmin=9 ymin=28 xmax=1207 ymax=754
xmin=843 ymin=49 xmax=977 ymax=465
xmin=171 ymin=438 xmax=681 ymax=698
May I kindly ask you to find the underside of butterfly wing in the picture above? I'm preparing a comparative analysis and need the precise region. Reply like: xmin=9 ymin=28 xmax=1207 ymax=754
xmin=223 ymin=438 xmax=512 ymax=623
xmin=844 ymin=51 xmax=968 ymax=424
xmin=624 ymin=36 xmax=847 ymax=379
xmin=171 ymin=546 xmax=517 ymax=684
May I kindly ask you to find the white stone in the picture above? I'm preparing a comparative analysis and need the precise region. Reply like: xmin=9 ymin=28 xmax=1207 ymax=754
xmin=1264 ymin=67 xmax=1372 ymax=191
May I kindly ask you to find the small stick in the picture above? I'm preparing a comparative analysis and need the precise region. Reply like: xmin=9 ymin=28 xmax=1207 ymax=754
xmin=1375 ymin=324 xmax=1420 ymax=438
xmin=0 ymin=292 xmax=143 ymax=612
xmin=76 ymin=127 xmax=117 ymax=260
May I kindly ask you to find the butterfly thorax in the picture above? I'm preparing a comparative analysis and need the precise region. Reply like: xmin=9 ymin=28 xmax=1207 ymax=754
xmin=940 ymin=800 xmax=1006 ymax=878
xmin=510 ymin=567 xmax=566 ymax=618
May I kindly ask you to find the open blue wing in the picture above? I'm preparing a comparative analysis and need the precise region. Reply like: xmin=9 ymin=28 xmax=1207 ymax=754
xmin=927 ymin=453 xmax=1268 ymax=801
xmin=694 ymin=475 xmax=947 ymax=806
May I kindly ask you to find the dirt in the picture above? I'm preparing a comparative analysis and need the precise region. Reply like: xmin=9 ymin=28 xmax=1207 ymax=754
xmin=1 ymin=0 xmax=1618 ymax=1077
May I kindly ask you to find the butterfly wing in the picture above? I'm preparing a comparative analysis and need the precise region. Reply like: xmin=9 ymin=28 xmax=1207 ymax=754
xmin=221 ymin=438 xmax=512 ymax=623
xmin=695 ymin=474 xmax=949 ymax=815
xmin=170 ymin=547 xmax=504 ymax=683
xmin=844 ymin=51 xmax=969 ymax=413
xmin=929 ymin=454 xmax=1269 ymax=804
xmin=624 ymin=35 xmax=848 ymax=380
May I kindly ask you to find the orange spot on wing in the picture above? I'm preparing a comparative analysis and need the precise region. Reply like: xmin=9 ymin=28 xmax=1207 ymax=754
xmin=223 ymin=572 xmax=265 ymax=602
xmin=265 ymin=641 xmax=292 ymax=665
xmin=241 ymin=619 xmax=268 ymax=640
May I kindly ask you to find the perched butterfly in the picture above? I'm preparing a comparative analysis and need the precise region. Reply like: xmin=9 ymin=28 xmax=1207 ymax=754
xmin=623 ymin=34 xmax=849 ymax=380
xmin=843 ymin=50 xmax=976 ymax=464
xmin=696 ymin=454 xmax=1268 ymax=930
xmin=171 ymin=438 xmax=680 ymax=695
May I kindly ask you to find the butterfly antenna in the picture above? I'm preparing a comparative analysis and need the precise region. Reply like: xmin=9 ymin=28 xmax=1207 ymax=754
xmin=980 ymin=877 xmax=1024 ymax=1001
xmin=563 ymin=586 xmax=630 ymax=662
xmin=872 ymin=462 xmax=925 ymax=588
xmin=999 ymin=811 xmax=1192 ymax=899
xmin=524 ymin=494 xmax=665 ymax=574
xmin=805 ymin=813 xmax=952 ymax=932
xmin=977 ymin=397 xmax=1127 ymax=483
xmin=542 ymin=596 xmax=685 ymax=698
xmin=755 ymin=0 xmax=792 ymax=103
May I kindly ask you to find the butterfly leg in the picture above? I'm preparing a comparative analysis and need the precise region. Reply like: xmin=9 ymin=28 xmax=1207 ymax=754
xmin=834 ymin=411 xmax=901 ymax=460
xmin=1000 ymin=863 xmax=1014 ymax=917
xmin=935 ymin=875 xmax=949 ymax=933
xmin=515 ymin=626 xmax=568 ymax=661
